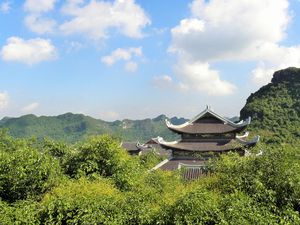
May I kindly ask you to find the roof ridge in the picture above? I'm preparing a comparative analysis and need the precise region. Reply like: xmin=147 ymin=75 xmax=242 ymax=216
xmin=150 ymin=157 xmax=172 ymax=171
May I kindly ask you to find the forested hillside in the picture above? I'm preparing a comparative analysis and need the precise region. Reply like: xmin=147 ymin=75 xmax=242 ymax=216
xmin=0 ymin=113 xmax=185 ymax=143
xmin=241 ymin=67 xmax=300 ymax=144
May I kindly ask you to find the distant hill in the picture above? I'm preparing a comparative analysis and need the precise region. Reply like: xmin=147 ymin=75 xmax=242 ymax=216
xmin=240 ymin=67 xmax=300 ymax=144
xmin=0 ymin=113 xmax=188 ymax=143
xmin=5 ymin=66 xmax=300 ymax=145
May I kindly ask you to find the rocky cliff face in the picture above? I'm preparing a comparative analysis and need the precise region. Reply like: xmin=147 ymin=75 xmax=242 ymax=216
xmin=271 ymin=67 xmax=300 ymax=84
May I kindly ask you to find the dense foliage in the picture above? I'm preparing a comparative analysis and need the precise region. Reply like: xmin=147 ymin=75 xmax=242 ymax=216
xmin=0 ymin=131 xmax=299 ymax=224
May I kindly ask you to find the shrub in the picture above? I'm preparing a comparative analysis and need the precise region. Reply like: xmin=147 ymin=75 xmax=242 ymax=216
xmin=0 ymin=146 xmax=62 ymax=202
xmin=65 ymin=135 xmax=143 ymax=190
xmin=40 ymin=178 xmax=125 ymax=224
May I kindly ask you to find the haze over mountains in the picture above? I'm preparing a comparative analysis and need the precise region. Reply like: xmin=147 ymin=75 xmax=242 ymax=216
xmin=0 ymin=67 xmax=299 ymax=144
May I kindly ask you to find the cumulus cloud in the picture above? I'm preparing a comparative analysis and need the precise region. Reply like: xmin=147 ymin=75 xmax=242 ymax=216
xmin=101 ymin=47 xmax=142 ymax=65
xmin=1 ymin=37 xmax=57 ymax=65
xmin=251 ymin=44 xmax=300 ymax=85
xmin=175 ymin=61 xmax=236 ymax=95
xmin=21 ymin=102 xmax=39 ymax=113
xmin=23 ymin=0 xmax=150 ymax=38
xmin=169 ymin=0 xmax=296 ymax=91
xmin=60 ymin=0 xmax=150 ymax=40
xmin=24 ymin=14 xmax=57 ymax=34
xmin=24 ymin=0 xmax=58 ymax=34
xmin=0 ymin=92 xmax=9 ymax=110
xmin=152 ymin=75 xmax=173 ymax=89
xmin=0 ymin=1 xmax=10 ymax=13
xmin=101 ymin=47 xmax=142 ymax=72
xmin=171 ymin=0 xmax=290 ymax=62
xmin=24 ymin=0 xmax=57 ymax=13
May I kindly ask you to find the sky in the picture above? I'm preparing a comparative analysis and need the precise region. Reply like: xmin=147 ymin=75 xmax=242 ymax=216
xmin=0 ymin=0 xmax=300 ymax=121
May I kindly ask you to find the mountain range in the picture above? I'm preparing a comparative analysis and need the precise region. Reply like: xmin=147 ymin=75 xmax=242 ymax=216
xmin=1 ymin=67 xmax=299 ymax=144
xmin=0 ymin=113 xmax=187 ymax=143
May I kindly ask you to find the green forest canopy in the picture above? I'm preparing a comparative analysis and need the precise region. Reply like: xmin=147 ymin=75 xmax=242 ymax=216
xmin=0 ymin=132 xmax=300 ymax=224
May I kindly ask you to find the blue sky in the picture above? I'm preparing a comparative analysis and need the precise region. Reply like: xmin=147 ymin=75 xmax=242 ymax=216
xmin=0 ymin=0 xmax=300 ymax=120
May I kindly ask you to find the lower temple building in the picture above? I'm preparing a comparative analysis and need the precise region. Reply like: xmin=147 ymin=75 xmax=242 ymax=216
xmin=121 ymin=142 xmax=146 ymax=156
xmin=121 ymin=139 xmax=171 ymax=157
xmin=152 ymin=106 xmax=260 ymax=179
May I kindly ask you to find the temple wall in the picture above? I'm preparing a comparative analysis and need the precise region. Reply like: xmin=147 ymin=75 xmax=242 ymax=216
xmin=182 ymin=133 xmax=235 ymax=141
xmin=172 ymin=150 xmax=218 ymax=160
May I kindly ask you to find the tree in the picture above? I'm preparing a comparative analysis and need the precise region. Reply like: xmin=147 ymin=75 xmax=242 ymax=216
xmin=65 ymin=135 xmax=143 ymax=190
xmin=40 ymin=178 xmax=125 ymax=224
xmin=0 ymin=145 xmax=62 ymax=202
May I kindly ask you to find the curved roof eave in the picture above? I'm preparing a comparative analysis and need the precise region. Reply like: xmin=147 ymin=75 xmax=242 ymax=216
xmin=155 ymin=136 xmax=259 ymax=152
xmin=154 ymin=136 xmax=180 ymax=145
xmin=165 ymin=106 xmax=251 ymax=129
xmin=236 ymin=132 xmax=249 ymax=139
xmin=236 ymin=135 xmax=260 ymax=145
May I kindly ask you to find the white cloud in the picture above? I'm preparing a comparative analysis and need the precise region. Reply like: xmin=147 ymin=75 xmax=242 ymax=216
xmin=0 ymin=92 xmax=9 ymax=110
xmin=23 ymin=0 xmax=58 ymax=34
xmin=24 ymin=14 xmax=57 ymax=34
xmin=24 ymin=0 xmax=57 ymax=13
xmin=172 ymin=0 xmax=290 ymax=62
xmin=101 ymin=47 xmax=142 ymax=72
xmin=152 ymin=64 xmax=236 ymax=96
xmin=152 ymin=75 xmax=173 ymax=89
xmin=23 ymin=0 xmax=150 ymax=39
xmin=101 ymin=47 xmax=142 ymax=66
xmin=21 ymin=102 xmax=39 ymax=113
xmin=0 ymin=1 xmax=10 ymax=13
xmin=251 ymin=44 xmax=300 ymax=85
xmin=60 ymin=0 xmax=150 ymax=40
xmin=168 ymin=0 xmax=297 ymax=91
xmin=175 ymin=61 xmax=236 ymax=96
xmin=1 ymin=37 xmax=57 ymax=65
xmin=125 ymin=61 xmax=138 ymax=73
xmin=171 ymin=18 xmax=205 ymax=35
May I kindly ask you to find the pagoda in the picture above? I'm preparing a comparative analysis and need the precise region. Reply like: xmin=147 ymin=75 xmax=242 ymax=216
xmin=152 ymin=106 xmax=259 ymax=177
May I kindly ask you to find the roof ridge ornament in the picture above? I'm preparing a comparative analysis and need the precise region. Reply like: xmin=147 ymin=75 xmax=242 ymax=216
xmin=206 ymin=105 xmax=213 ymax=111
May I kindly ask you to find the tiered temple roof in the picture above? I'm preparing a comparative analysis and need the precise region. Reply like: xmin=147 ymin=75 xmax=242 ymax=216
xmin=153 ymin=106 xmax=260 ymax=176
xmin=156 ymin=106 xmax=259 ymax=153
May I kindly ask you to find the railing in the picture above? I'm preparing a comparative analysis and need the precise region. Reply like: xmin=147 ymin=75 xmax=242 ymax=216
xmin=178 ymin=163 xmax=209 ymax=180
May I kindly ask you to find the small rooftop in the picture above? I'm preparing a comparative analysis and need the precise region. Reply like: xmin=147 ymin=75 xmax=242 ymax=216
xmin=158 ymin=158 xmax=205 ymax=171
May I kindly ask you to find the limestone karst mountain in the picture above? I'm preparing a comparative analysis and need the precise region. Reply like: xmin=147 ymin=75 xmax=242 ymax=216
xmin=240 ymin=67 xmax=300 ymax=143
